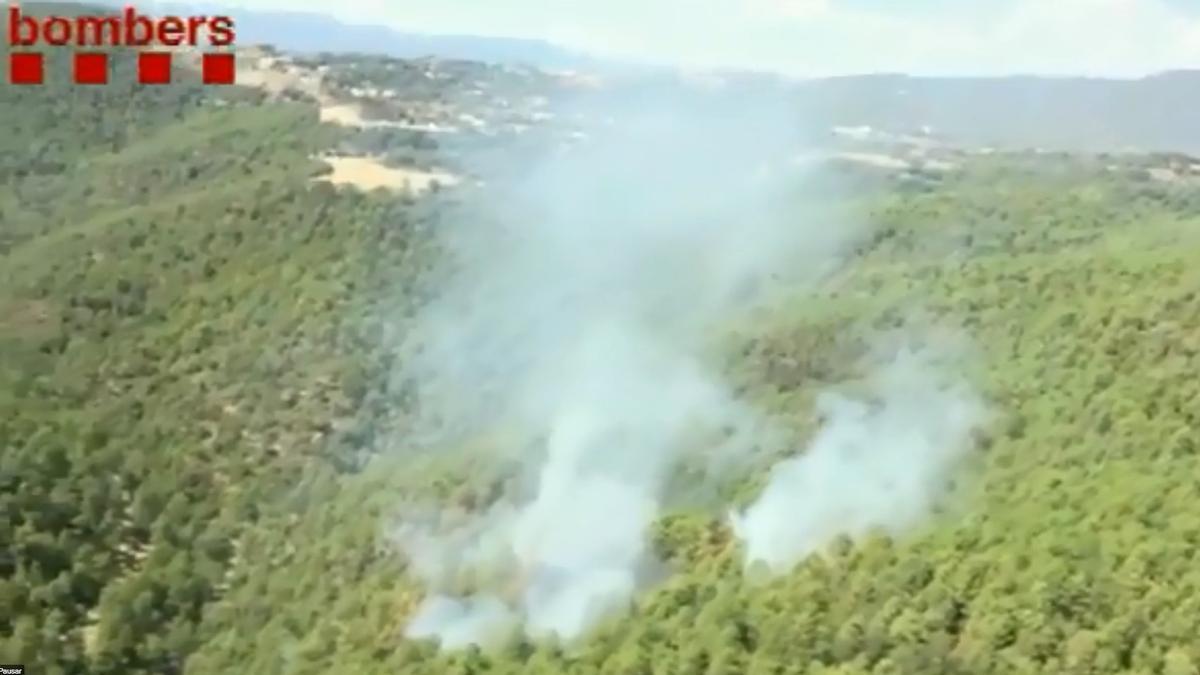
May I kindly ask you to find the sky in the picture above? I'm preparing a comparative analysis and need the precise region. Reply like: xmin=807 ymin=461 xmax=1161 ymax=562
xmin=219 ymin=0 xmax=1200 ymax=77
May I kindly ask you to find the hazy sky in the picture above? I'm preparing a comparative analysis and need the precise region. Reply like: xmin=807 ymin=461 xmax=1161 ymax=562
xmin=222 ymin=0 xmax=1198 ymax=76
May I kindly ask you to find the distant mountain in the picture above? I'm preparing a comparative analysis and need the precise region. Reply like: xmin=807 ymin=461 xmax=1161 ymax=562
xmin=70 ymin=1 xmax=1200 ymax=153
xmin=791 ymin=70 xmax=1200 ymax=154
xmin=236 ymin=13 xmax=598 ymax=69
xmin=132 ymin=2 xmax=605 ymax=70
xmin=587 ymin=69 xmax=1200 ymax=155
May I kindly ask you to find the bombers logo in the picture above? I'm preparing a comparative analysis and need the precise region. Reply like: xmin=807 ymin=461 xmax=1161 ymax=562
xmin=6 ymin=4 xmax=238 ymax=85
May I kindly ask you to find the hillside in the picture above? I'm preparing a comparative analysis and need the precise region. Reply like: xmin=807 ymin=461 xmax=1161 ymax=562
xmin=793 ymin=70 xmax=1200 ymax=155
xmin=104 ymin=1 xmax=1200 ymax=153
xmin=91 ymin=1 xmax=1200 ymax=153
xmin=0 ymin=31 xmax=445 ymax=673
xmin=5 ymin=14 xmax=1200 ymax=675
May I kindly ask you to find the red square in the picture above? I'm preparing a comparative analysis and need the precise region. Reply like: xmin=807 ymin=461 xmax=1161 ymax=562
xmin=74 ymin=52 xmax=108 ymax=85
xmin=9 ymin=52 xmax=43 ymax=85
xmin=138 ymin=52 xmax=173 ymax=85
xmin=201 ymin=53 xmax=235 ymax=85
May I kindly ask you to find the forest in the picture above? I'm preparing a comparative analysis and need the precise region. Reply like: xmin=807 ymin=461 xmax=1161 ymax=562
xmin=4 ymin=9 xmax=1200 ymax=674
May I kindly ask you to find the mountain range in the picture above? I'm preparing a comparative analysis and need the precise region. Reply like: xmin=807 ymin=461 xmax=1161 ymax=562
xmin=52 ymin=2 xmax=1200 ymax=153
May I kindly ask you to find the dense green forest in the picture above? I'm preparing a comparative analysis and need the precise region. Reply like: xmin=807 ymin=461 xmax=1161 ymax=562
xmin=0 ymin=38 xmax=443 ymax=673
xmin=5 ymin=16 xmax=1200 ymax=674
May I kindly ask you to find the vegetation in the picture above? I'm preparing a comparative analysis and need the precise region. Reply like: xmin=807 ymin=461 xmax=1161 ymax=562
xmin=4 ymin=22 xmax=1200 ymax=675
xmin=0 ymin=44 xmax=443 ymax=673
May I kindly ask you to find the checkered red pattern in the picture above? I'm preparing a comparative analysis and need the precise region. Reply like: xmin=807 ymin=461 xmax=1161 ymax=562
xmin=6 ymin=51 xmax=236 ymax=85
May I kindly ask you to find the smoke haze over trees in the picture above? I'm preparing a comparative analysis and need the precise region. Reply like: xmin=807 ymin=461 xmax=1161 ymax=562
xmin=4 ymin=4 xmax=1200 ymax=674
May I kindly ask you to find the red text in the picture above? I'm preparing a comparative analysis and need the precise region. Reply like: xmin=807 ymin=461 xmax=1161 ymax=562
xmin=7 ymin=5 xmax=235 ymax=48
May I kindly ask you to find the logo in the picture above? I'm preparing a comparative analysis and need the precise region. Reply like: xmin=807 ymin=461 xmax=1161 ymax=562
xmin=6 ymin=3 xmax=237 ymax=85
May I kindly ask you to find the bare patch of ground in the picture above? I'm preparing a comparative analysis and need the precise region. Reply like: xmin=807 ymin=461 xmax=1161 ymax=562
xmin=314 ymin=156 xmax=459 ymax=194
xmin=317 ymin=102 xmax=460 ymax=132
xmin=1149 ymin=167 xmax=1181 ymax=182
xmin=318 ymin=103 xmax=369 ymax=126
xmin=0 ymin=298 xmax=57 ymax=340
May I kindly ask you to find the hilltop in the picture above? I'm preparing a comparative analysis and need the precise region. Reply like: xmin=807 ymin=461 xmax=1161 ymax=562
xmin=221 ymin=44 xmax=1200 ymax=195
xmin=78 ymin=1 xmax=1200 ymax=153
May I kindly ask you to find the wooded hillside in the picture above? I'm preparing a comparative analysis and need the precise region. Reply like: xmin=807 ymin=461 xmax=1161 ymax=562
xmin=4 ymin=18 xmax=1200 ymax=674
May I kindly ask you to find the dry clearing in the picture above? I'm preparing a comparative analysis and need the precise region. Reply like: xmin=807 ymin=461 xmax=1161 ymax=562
xmin=314 ymin=156 xmax=459 ymax=194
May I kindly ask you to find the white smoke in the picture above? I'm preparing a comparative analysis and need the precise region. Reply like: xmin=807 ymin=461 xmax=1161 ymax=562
xmin=405 ymin=595 xmax=517 ymax=650
xmin=731 ymin=347 xmax=987 ymax=573
xmin=388 ymin=82 xmax=981 ymax=649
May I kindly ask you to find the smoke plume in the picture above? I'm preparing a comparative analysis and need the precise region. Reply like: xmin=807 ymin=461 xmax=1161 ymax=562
xmin=731 ymin=346 xmax=987 ymax=574
xmin=388 ymin=82 xmax=982 ymax=649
